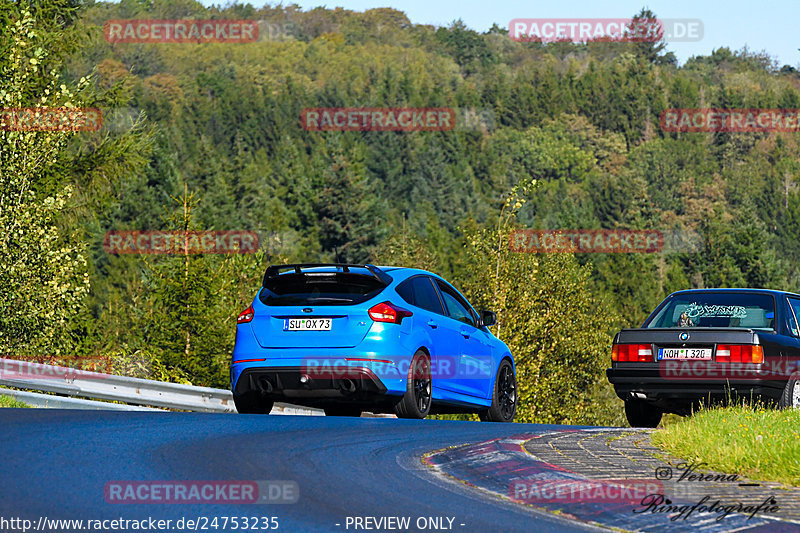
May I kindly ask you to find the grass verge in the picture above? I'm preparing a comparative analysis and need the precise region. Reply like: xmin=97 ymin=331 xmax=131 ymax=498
xmin=650 ymin=405 xmax=800 ymax=486
xmin=0 ymin=394 xmax=31 ymax=408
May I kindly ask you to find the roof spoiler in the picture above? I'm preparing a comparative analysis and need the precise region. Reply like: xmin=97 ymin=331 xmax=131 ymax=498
xmin=262 ymin=263 xmax=392 ymax=287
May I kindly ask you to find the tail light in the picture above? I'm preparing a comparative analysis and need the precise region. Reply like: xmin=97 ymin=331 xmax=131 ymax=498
xmin=716 ymin=344 xmax=763 ymax=363
xmin=368 ymin=301 xmax=413 ymax=324
xmin=612 ymin=343 xmax=653 ymax=362
xmin=237 ymin=305 xmax=254 ymax=324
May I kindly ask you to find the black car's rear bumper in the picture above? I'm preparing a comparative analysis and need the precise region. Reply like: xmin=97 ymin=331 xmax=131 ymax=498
xmin=607 ymin=363 xmax=786 ymax=413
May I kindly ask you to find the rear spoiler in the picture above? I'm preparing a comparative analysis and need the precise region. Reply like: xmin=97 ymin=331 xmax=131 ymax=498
xmin=262 ymin=263 xmax=393 ymax=287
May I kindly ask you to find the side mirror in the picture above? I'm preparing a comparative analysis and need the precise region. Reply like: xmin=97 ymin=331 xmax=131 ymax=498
xmin=480 ymin=310 xmax=497 ymax=327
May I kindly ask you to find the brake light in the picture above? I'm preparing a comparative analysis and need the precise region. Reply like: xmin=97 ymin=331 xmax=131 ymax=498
xmin=612 ymin=343 xmax=652 ymax=362
xmin=716 ymin=344 xmax=763 ymax=363
xmin=368 ymin=301 xmax=413 ymax=324
xmin=237 ymin=305 xmax=254 ymax=324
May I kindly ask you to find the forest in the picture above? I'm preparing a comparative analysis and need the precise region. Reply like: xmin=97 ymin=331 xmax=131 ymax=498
xmin=3 ymin=0 xmax=800 ymax=424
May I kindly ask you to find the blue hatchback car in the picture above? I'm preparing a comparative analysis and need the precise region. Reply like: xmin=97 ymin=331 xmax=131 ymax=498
xmin=230 ymin=263 xmax=516 ymax=421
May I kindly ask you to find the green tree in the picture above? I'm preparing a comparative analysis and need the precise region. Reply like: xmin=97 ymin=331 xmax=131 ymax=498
xmin=458 ymin=181 xmax=615 ymax=424
xmin=0 ymin=3 xmax=150 ymax=354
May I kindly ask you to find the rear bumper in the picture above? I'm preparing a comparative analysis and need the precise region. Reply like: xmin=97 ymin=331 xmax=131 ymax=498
xmin=607 ymin=364 xmax=786 ymax=412
xmin=232 ymin=365 xmax=394 ymax=410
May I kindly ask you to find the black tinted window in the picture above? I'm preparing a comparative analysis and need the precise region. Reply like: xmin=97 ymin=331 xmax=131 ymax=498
xmin=436 ymin=281 xmax=476 ymax=326
xmin=787 ymin=298 xmax=800 ymax=336
xmin=260 ymin=273 xmax=385 ymax=306
xmin=396 ymin=279 xmax=414 ymax=305
xmin=404 ymin=276 xmax=445 ymax=314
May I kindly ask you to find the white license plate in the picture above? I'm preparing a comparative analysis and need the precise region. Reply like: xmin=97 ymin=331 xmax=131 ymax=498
xmin=284 ymin=318 xmax=332 ymax=331
xmin=658 ymin=348 xmax=711 ymax=360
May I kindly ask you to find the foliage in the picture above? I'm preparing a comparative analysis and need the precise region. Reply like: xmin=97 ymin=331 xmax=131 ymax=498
xmin=5 ymin=1 xmax=800 ymax=423
xmin=0 ymin=394 xmax=30 ymax=408
xmin=0 ymin=7 xmax=91 ymax=354
xmin=652 ymin=404 xmax=800 ymax=486
xmin=456 ymin=182 xmax=616 ymax=423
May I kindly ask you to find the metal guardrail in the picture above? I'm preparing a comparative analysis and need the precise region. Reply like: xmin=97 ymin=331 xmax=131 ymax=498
xmin=1 ymin=388 xmax=160 ymax=411
xmin=0 ymin=358 xmax=234 ymax=412
xmin=0 ymin=358 xmax=394 ymax=417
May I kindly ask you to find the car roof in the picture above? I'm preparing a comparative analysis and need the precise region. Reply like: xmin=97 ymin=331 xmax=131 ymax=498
xmin=668 ymin=288 xmax=800 ymax=298
xmin=271 ymin=265 xmax=439 ymax=281
xmin=380 ymin=266 xmax=438 ymax=278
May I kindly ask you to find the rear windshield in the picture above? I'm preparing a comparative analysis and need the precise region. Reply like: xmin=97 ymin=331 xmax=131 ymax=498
xmin=259 ymin=272 xmax=385 ymax=306
xmin=645 ymin=292 xmax=776 ymax=330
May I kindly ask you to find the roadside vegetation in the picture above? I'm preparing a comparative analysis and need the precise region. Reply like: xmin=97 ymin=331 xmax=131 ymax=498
xmin=5 ymin=0 xmax=800 ymax=425
xmin=0 ymin=395 xmax=30 ymax=408
xmin=651 ymin=405 xmax=800 ymax=486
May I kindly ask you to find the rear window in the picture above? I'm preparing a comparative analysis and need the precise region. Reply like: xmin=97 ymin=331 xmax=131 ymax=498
xmin=645 ymin=292 xmax=776 ymax=330
xmin=259 ymin=272 xmax=385 ymax=306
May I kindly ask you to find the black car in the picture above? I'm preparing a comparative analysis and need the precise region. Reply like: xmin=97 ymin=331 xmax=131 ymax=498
xmin=607 ymin=288 xmax=800 ymax=427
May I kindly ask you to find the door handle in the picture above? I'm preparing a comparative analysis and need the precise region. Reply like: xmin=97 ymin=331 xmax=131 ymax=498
xmin=460 ymin=329 xmax=471 ymax=338
xmin=427 ymin=320 xmax=438 ymax=329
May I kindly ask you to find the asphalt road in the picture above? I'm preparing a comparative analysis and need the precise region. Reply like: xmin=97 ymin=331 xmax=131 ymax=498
xmin=1 ymin=410 xmax=600 ymax=533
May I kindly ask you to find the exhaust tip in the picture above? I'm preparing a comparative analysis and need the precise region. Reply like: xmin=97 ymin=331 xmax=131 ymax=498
xmin=339 ymin=378 xmax=357 ymax=394
xmin=258 ymin=377 xmax=273 ymax=394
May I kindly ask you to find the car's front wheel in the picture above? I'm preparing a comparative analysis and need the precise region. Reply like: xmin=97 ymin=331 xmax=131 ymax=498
xmin=233 ymin=392 xmax=273 ymax=414
xmin=394 ymin=350 xmax=432 ymax=419
xmin=778 ymin=373 xmax=800 ymax=409
xmin=624 ymin=399 xmax=662 ymax=427
xmin=479 ymin=359 xmax=516 ymax=423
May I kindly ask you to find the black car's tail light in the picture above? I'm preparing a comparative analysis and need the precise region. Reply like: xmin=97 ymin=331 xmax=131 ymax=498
xmin=612 ymin=343 xmax=653 ymax=362
xmin=715 ymin=344 xmax=764 ymax=364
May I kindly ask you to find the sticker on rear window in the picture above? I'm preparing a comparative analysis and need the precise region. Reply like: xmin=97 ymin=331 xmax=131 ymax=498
xmin=685 ymin=303 xmax=747 ymax=319
xmin=678 ymin=312 xmax=694 ymax=327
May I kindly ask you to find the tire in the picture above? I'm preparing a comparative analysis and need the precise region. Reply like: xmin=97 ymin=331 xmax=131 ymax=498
xmin=393 ymin=350 xmax=432 ymax=419
xmin=479 ymin=359 xmax=517 ymax=423
xmin=624 ymin=399 xmax=662 ymax=428
xmin=778 ymin=373 xmax=800 ymax=409
xmin=233 ymin=392 xmax=273 ymax=414
xmin=324 ymin=406 xmax=362 ymax=417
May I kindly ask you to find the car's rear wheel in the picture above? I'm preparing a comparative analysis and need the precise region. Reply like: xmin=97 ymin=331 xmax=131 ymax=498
xmin=394 ymin=350 xmax=432 ymax=419
xmin=324 ymin=406 xmax=362 ymax=417
xmin=778 ymin=374 xmax=800 ymax=409
xmin=479 ymin=359 xmax=516 ymax=423
xmin=624 ymin=399 xmax=662 ymax=427
xmin=233 ymin=393 xmax=273 ymax=414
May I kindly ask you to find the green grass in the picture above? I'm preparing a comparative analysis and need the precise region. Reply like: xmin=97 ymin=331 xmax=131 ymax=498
xmin=651 ymin=405 xmax=800 ymax=486
xmin=0 ymin=394 xmax=30 ymax=408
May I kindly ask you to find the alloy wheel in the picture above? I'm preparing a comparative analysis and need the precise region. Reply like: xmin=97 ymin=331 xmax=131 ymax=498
xmin=498 ymin=364 xmax=517 ymax=420
xmin=413 ymin=356 xmax=432 ymax=413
